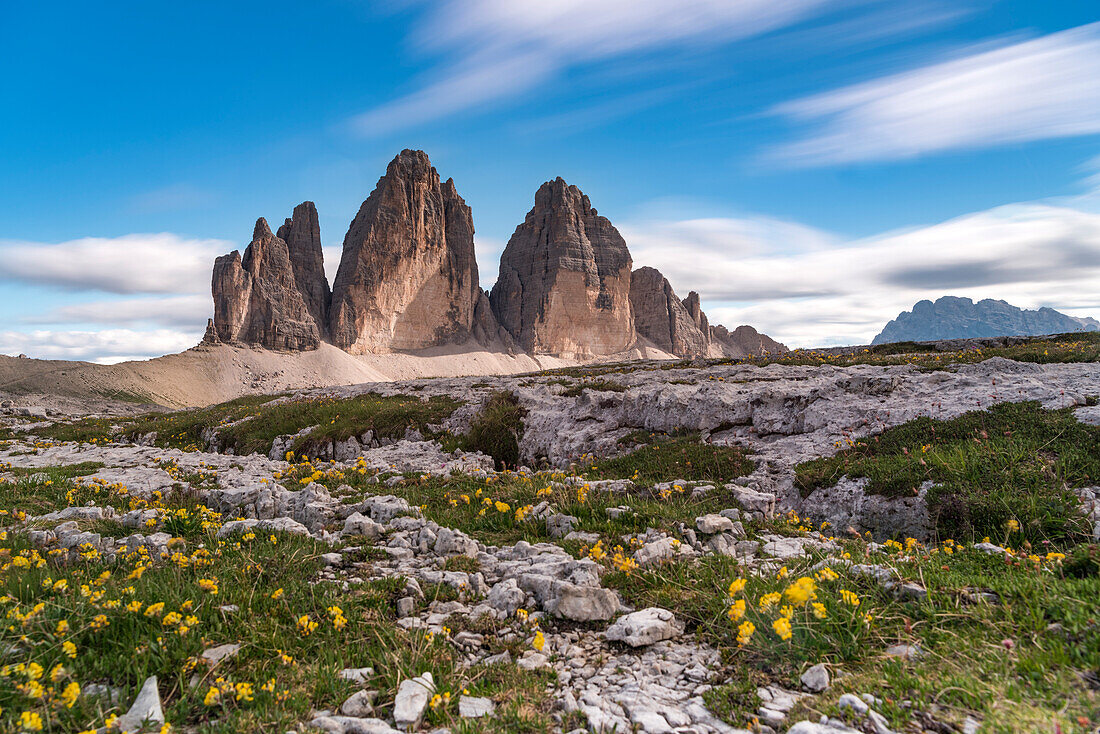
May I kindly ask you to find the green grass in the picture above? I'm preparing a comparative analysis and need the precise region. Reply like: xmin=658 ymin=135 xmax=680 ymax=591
xmin=795 ymin=401 xmax=1099 ymax=543
xmin=596 ymin=535 xmax=1099 ymax=732
xmin=101 ymin=393 xmax=460 ymax=458
xmin=0 ymin=519 xmax=556 ymax=733
xmin=586 ymin=433 xmax=754 ymax=485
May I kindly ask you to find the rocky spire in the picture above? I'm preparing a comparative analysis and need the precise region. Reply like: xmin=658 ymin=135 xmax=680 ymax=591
xmin=489 ymin=178 xmax=635 ymax=358
xmin=681 ymin=291 xmax=709 ymax=335
xmin=276 ymin=201 xmax=330 ymax=335
xmin=211 ymin=218 xmax=323 ymax=350
xmin=328 ymin=150 xmax=485 ymax=353
xmin=629 ymin=267 xmax=710 ymax=358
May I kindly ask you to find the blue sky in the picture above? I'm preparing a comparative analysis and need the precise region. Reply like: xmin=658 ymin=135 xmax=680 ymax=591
xmin=2 ymin=0 xmax=1100 ymax=361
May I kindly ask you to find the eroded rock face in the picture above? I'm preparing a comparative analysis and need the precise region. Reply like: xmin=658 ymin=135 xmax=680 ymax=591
xmin=711 ymin=324 xmax=787 ymax=357
xmin=211 ymin=218 xmax=323 ymax=350
xmin=329 ymin=150 xmax=484 ymax=353
xmin=276 ymin=201 xmax=330 ymax=336
xmin=489 ymin=178 xmax=635 ymax=358
xmin=629 ymin=268 xmax=709 ymax=358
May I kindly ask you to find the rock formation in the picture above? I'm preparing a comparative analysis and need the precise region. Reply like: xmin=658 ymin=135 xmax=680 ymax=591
xmin=630 ymin=267 xmax=710 ymax=357
xmin=631 ymin=271 xmax=787 ymax=358
xmin=211 ymin=218 xmax=323 ymax=350
xmin=207 ymin=150 xmax=785 ymax=361
xmin=682 ymin=291 xmax=710 ymax=336
xmin=873 ymin=296 xmax=1099 ymax=345
xmin=711 ymin=324 xmax=786 ymax=357
xmin=276 ymin=202 xmax=330 ymax=335
xmin=329 ymin=150 xmax=484 ymax=353
xmin=490 ymin=178 xmax=635 ymax=358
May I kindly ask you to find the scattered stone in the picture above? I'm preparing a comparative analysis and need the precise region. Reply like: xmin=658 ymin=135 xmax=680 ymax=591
xmin=458 ymin=695 xmax=496 ymax=718
xmin=695 ymin=514 xmax=735 ymax=534
xmin=604 ymin=608 xmax=683 ymax=647
xmin=517 ymin=651 xmax=549 ymax=670
xmin=393 ymin=672 xmax=435 ymax=732
xmin=339 ymin=667 xmax=375 ymax=686
xmin=201 ymin=643 xmax=241 ymax=667
xmin=800 ymin=663 xmax=830 ymax=693
xmin=340 ymin=689 xmax=378 ymax=717
xmin=116 ymin=676 xmax=164 ymax=732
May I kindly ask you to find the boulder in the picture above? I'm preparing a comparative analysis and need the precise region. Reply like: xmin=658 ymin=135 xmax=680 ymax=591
xmin=393 ymin=672 xmax=434 ymax=731
xmin=604 ymin=607 xmax=683 ymax=647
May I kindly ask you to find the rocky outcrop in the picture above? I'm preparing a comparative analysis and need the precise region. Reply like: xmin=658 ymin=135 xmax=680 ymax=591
xmin=682 ymin=292 xmax=709 ymax=336
xmin=630 ymin=271 xmax=785 ymax=359
xmin=490 ymin=178 xmax=636 ymax=359
xmin=211 ymin=218 xmax=323 ymax=350
xmin=711 ymin=324 xmax=787 ymax=357
xmin=276 ymin=202 xmax=330 ymax=336
xmin=629 ymin=268 xmax=709 ymax=358
xmin=874 ymin=296 xmax=1099 ymax=345
xmin=328 ymin=150 xmax=484 ymax=353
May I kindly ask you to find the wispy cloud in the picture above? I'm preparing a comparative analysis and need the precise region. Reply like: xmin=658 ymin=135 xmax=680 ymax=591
xmin=0 ymin=328 xmax=201 ymax=363
xmin=0 ymin=234 xmax=231 ymax=295
xmin=351 ymin=0 xmax=833 ymax=134
xmin=624 ymin=202 xmax=1100 ymax=347
xmin=24 ymin=295 xmax=211 ymax=328
xmin=770 ymin=22 xmax=1100 ymax=165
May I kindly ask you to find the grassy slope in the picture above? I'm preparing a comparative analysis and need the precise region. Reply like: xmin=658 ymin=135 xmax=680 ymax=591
xmin=795 ymin=401 xmax=1099 ymax=543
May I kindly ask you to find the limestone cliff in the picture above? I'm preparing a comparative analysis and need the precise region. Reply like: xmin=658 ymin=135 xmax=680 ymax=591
xmin=489 ymin=178 xmax=635 ymax=358
xmin=276 ymin=201 xmax=330 ymax=336
xmin=211 ymin=218 xmax=323 ymax=350
xmin=629 ymin=267 xmax=710 ymax=357
xmin=328 ymin=150 xmax=484 ymax=353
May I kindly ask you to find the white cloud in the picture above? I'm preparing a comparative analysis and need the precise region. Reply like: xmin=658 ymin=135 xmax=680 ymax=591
xmin=624 ymin=202 xmax=1100 ymax=347
xmin=25 ymin=296 xmax=211 ymax=328
xmin=352 ymin=0 xmax=831 ymax=134
xmin=770 ymin=22 xmax=1100 ymax=165
xmin=0 ymin=234 xmax=231 ymax=295
xmin=0 ymin=328 xmax=202 ymax=363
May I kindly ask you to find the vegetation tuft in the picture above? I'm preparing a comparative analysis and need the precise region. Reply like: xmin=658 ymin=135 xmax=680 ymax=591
xmin=458 ymin=391 xmax=527 ymax=470
xmin=587 ymin=432 xmax=754 ymax=485
xmin=795 ymin=401 xmax=1099 ymax=543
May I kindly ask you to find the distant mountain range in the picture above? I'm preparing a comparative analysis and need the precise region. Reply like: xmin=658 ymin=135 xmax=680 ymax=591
xmin=872 ymin=296 xmax=1099 ymax=345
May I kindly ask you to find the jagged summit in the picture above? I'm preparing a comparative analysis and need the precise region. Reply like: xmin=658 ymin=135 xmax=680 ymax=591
xmin=210 ymin=216 xmax=323 ymax=351
xmin=489 ymin=177 xmax=636 ymax=359
xmin=277 ymin=201 xmax=330 ymax=336
xmin=208 ymin=152 xmax=785 ymax=361
xmin=630 ymin=268 xmax=787 ymax=358
xmin=328 ymin=149 xmax=485 ymax=353
xmin=874 ymin=296 xmax=1099 ymax=345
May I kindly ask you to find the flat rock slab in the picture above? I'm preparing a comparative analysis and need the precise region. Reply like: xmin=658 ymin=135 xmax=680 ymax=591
xmin=116 ymin=676 xmax=164 ymax=732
